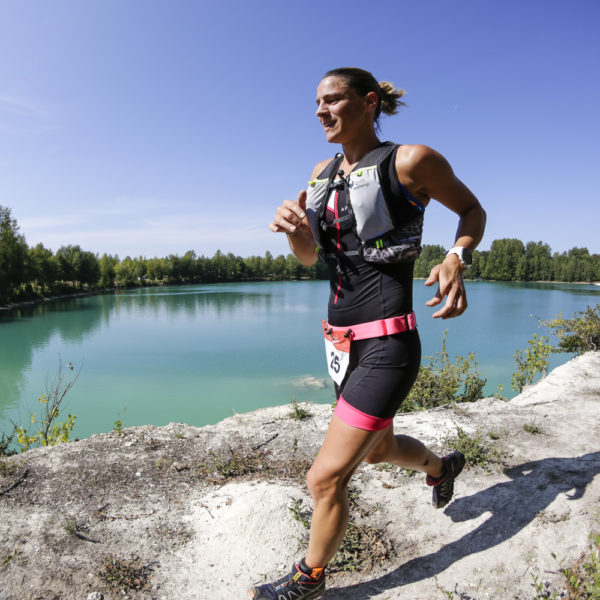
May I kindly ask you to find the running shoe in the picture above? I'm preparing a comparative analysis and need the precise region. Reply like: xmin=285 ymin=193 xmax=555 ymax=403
xmin=248 ymin=559 xmax=325 ymax=600
xmin=426 ymin=450 xmax=465 ymax=509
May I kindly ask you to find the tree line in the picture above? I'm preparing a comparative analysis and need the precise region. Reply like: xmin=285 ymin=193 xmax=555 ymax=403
xmin=1 ymin=205 xmax=599 ymax=305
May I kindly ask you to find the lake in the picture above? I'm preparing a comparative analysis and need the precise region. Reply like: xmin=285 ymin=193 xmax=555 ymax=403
xmin=1 ymin=280 xmax=599 ymax=441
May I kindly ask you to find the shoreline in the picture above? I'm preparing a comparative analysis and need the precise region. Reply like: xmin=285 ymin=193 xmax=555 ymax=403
xmin=3 ymin=279 xmax=599 ymax=313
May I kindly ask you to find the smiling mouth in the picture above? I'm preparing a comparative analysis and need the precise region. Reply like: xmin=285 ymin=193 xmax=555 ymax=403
xmin=322 ymin=120 xmax=336 ymax=130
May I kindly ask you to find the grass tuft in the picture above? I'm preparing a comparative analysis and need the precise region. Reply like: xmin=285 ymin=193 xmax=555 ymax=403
xmin=287 ymin=397 xmax=312 ymax=421
xmin=560 ymin=531 xmax=600 ymax=599
xmin=99 ymin=554 xmax=152 ymax=591
xmin=443 ymin=424 xmax=503 ymax=470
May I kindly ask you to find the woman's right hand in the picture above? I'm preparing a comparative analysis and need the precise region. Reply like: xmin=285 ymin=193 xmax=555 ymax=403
xmin=269 ymin=190 xmax=308 ymax=235
xmin=270 ymin=190 xmax=318 ymax=266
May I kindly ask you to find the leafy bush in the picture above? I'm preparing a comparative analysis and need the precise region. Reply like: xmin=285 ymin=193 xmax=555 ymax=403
xmin=399 ymin=331 xmax=486 ymax=413
xmin=543 ymin=304 xmax=600 ymax=355
xmin=13 ymin=361 xmax=78 ymax=452
xmin=512 ymin=334 xmax=552 ymax=392
xmin=443 ymin=425 xmax=503 ymax=470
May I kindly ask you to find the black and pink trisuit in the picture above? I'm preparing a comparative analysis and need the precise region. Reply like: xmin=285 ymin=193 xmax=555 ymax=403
xmin=305 ymin=142 xmax=426 ymax=431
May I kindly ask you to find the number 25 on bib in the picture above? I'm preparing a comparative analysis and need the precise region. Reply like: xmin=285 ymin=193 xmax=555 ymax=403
xmin=322 ymin=320 xmax=351 ymax=386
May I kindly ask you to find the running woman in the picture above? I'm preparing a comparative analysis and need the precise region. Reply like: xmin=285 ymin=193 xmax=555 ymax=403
xmin=250 ymin=67 xmax=486 ymax=599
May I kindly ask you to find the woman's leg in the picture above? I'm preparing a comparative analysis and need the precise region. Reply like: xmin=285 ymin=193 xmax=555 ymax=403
xmin=363 ymin=427 xmax=444 ymax=477
xmin=304 ymin=414 xmax=390 ymax=568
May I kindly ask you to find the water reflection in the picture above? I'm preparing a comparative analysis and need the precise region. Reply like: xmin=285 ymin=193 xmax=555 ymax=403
xmin=0 ymin=287 xmax=279 ymax=426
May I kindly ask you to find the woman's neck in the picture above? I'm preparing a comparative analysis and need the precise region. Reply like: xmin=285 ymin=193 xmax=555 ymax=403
xmin=341 ymin=131 xmax=381 ymax=165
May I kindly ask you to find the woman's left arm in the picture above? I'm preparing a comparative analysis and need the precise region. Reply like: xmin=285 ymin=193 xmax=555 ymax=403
xmin=397 ymin=145 xmax=487 ymax=319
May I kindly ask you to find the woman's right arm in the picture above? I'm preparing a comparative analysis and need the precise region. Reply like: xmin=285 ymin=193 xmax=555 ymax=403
xmin=269 ymin=160 xmax=331 ymax=267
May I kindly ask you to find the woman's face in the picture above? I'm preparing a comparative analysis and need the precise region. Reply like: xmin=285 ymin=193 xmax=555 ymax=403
xmin=315 ymin=76 xmax=377 ymax=144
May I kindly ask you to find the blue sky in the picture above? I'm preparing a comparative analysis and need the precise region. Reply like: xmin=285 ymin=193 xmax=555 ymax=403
xmin=1 ymin=0 xmax=598 ymax=259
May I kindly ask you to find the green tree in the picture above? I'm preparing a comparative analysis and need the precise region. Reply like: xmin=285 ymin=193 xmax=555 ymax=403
xmin=525 ymin=241 xmax=552 ymax=281
xmin=483 ymin=238 xmax=525 ymax=281
xmin=78 ymin=251 xmax=100 ymax=287
xmin=27 ymin=243 xmax=57 ymax=293
xmin=414 ymin=244 xmax=446 ymax=278
xmin=469 ymin=249 xmax=487 ymax=279
xmin=0 ymin=205 xmax=28 ymax=303
xmin=98 ymin=254 xmax=118 ymax=288
xmin=114 ymin=256 xmax=137 ymax=287
xmin=55 ymin=245 xmax=82 ymax=286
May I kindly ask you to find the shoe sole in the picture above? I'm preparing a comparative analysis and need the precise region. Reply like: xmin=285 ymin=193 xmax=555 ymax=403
xmin=248 ymin=585 xmax=325 ymax=599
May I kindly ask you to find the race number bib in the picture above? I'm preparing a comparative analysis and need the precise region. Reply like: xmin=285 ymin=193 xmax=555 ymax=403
xmin=322 ymin=320 xmax=351 ymax=386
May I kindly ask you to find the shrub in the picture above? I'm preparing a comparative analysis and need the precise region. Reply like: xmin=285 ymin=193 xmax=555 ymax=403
xmin=543 ymin=304 xmax=600 ymax=355
xmin=9 ymin=360 xmax=79 ymax=453
xmin=399 ymin=331 xmax=486 ymax=412
xmin=443 ymin=425 xmax=503 ymax=470
xmin=512 ymin=334 xmax=552 ymax=392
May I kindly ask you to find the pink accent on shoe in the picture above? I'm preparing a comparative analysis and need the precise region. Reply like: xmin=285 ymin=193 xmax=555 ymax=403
xmin=426 ymin=458 xmax=449 ymax=486
xmin=334 ymin=396 xmax=393 ymax=431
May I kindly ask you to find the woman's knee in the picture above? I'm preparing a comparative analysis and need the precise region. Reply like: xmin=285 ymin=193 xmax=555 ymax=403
xmin=363 ymin=451 xmax=384 ymax=465
xmin=363 ymin=432 xmax=394 ymax=464
xmin=306 ymin=464 xmax=345 ymax=501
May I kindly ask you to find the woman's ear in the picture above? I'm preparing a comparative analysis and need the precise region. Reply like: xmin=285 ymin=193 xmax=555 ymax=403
xmin=365 ymin=90 xmax=379 ymax=110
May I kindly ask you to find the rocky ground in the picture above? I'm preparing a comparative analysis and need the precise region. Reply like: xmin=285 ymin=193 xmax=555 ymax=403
xmin=1 ymin=352 xmax=599 ymax=600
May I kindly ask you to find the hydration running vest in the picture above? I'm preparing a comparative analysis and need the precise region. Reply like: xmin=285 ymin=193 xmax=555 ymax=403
xmin=305 ymin=142 xmax=425 ymax=264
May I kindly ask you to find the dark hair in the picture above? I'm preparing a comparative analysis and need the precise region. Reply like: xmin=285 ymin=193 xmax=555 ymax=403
xmin=323 ymin=67 xmax=406 ymax=125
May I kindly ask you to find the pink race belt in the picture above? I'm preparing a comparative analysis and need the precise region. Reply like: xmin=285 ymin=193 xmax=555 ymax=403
xmin=322 ymin=312 xmax=417 ymax=341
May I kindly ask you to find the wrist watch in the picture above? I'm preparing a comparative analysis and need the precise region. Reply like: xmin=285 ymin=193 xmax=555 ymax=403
xmin=447 ymin=246 xmax=473 ymax=268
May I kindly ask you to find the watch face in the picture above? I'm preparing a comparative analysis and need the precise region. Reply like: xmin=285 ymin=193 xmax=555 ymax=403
xmin=462 ymin=247 xmax=473 ymax=265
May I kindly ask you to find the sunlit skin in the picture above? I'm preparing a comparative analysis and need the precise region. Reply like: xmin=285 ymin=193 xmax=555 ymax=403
xmin=260 ymin=74 xmax=487 ymax=579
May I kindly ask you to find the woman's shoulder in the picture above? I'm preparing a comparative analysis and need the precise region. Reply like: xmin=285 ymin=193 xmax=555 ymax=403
xmin=310 ymin=157 xmax=335 ymax=180
xmin=395 ymin=144 xmax=451 ymax=181
xmin=396 ymin=144 xmax=442 ymax=165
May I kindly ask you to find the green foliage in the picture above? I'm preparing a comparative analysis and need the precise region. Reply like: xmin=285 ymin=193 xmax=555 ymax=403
xmin=99 ymin=554 xmax=152 ymax=591
xmin=512 ymin=334 xmax=552 ymax=392
xmin=443 ymin=425 xmax=503 ymax=469
xmin=288 ymin=494 xmax=395 ymax=574
xmin=2 ymin=201 xmax=600 ymax=306
xmin=542 ymin=304 xmax=600 ymax=355
xmin=287 ymin=397 xmax=312 ymax=421
xmin=483 ymin=238 xmax=525 ymax=281
xmin=199 ymin=449 xmax=270 ymax=480
xmin=523 ymin=421 xmax=543 ymax=434
xmin=113 ymin=406 xmax=127 ymax=435
xmin=399 ymin=331 xmax=486 ymax=412
xmin=0 ymin=430 xmax=17 ymax=457
xmin=14 ymin=396 xmax=76 ymax=451
xmin=289 ymin=497 xmax=311 ymax=529
xmin=12 ymin=361 xmax=78 ymax=452
xmin=560 ymin=532 xmax=600 ymax=599
xmin=0 ymin=205 xmax=28 ymax=303
xmin=413 ymin=244 xmax=447 ymax=278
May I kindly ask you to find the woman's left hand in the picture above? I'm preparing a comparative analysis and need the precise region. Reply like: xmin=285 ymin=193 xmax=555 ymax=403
xmin=424 ymin=255 xmax=467 ymax=319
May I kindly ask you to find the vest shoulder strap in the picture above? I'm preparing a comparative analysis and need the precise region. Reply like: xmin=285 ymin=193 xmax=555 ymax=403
xmin=316 ymin=153 xmax=344 ymax=181
xmin=378 ymin=144 xmax=424 ymax=226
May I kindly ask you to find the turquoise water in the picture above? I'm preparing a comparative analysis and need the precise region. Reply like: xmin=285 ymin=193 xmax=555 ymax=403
xmin=1 ymin=280 xmax=599 ymax=440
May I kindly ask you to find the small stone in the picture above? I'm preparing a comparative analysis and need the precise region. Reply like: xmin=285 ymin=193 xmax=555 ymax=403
xmin=87 ymin=593 xmax=103 ymax=600
xmin=135 ymin=471 xmax=141 ymax=477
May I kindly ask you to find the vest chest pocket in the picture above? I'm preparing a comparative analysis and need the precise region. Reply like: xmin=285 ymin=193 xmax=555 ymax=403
xmin=349 ymin=171 xmax=394 ymax=241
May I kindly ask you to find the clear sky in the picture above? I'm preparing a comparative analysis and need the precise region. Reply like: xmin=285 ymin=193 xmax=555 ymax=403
xmin=1 ymin=0 xmax=598 ymax=259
